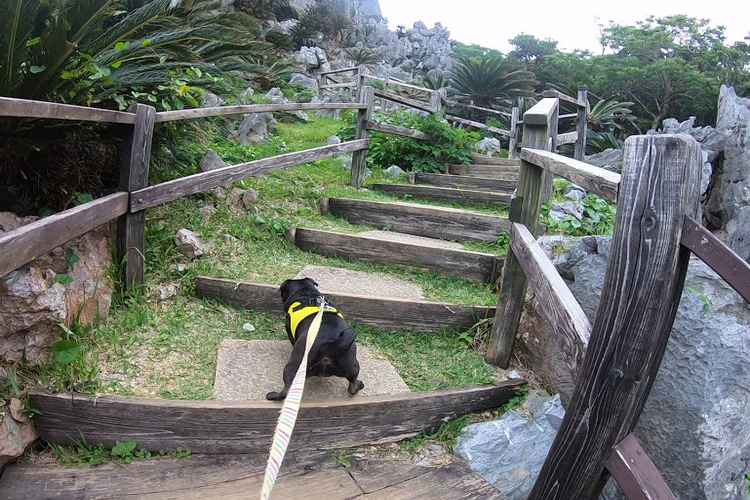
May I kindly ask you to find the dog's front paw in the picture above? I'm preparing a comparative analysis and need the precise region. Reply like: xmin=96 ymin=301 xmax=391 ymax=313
xmin=347 ymin=380 xmax=365 ymax=396
xmin=266 ymin=391 xmax=286 ymax=401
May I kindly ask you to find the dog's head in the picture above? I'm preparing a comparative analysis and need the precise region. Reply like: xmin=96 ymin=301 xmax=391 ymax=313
xmin=279 ymin=277 xmax=320 ymax=303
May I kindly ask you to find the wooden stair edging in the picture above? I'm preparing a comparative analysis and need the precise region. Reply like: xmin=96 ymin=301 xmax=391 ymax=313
xmin=471 ymin=154 xmax=520 ymax=166
xmin=1 ymin=454 xmax=502 ymax=500
xmin=196 ymin=277 xmax=495 ymax=332
xmin=448 ymin=164 xmax=520 ymax=179
xmin=371 ymin=184 xmax=512 ymax=205
xmin=321 ymin=197 xmax=510 ymax=243
xmin=412 ymin=173 xmax=517 ymax=192
xmin=290 ymin=227 xmax=503 ymax=284
xmin=30 ymin=383 xmax=526 ymax=455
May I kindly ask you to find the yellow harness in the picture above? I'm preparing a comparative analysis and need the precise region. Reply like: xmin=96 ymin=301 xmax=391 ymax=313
xmin=286 ymin=301 xmax=344 ymax=339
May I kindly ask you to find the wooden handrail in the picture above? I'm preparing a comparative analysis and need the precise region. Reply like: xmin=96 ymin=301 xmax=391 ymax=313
xmin=525 ymin=97 xmax=560 ymax=126
xmin=510 ymin=223 xmax=592 ymax=364
xmin=319 ymin=82 xmax=356 ymax=90
xmin=556 ymin=131 xmax=578 ymax=145
xmin=154 ymin=102 xmax=365 ymax=123
xmin=542 ymin=89 xmax=581 ymax=107
xmin=0 ymin=97 xmax=136 ymax=124
xmin=0 ymin=192 xmax=129 ymax=278
xmin=366 ymin=121 xmax=430 ymax=141
xmin=681 ymin=216 xmax=750 ymax=302
xmin=131 ymin=139 xmax=369 ymax=212
xmin=373 ymin=89 xmax=435 ymax=113
xmin=319 ymin=66 xmax=359 ymax=76
xmin=443 ymin=99 xmax=512 ymax=118
xmin=446 ymin=115 xmax=510 ymax=137
xmin=520 ymin=148 xmax=621 ymax=202
xmin=365 ymin=75 xmax=433 ymax=94
xmin=605 ymin=434 xmax=677 ymax=500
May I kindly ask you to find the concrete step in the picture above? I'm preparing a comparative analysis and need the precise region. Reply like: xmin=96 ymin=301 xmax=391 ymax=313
xmin=290 ymin=227 xmax=503 ymax=283
xmin=372 ymin=184 xmax=511 ymax=205
xmin=413 ymin=173 xmax=517 ymax=192
xmin=322 ymin=197 xmax=510 ymax=243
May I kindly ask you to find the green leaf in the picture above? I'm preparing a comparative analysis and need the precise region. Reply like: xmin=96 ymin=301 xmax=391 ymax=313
xmin=111 ymin=440 xmax=138 ymax=458
xmin=52 ymin=339 xmax=82 ymax=365
xmin=30 ymin=65 xmax=47 ymax=74
xmin=111 ymin=60 xmax=123 ymax=69
xmin=26 ymin=37 xmax=41 ymax=48
xmin=114 ymin=41 xmax=130 ymax=52
xmin=55 ymin=274 xmax=74 ymax=286
xmin=66 ymin=247 xmax=80 ymax=268
xmin=75 ymin=192 xmax=94 ymax=205
xmin=141 ymin=39 xmax=152 ymax=48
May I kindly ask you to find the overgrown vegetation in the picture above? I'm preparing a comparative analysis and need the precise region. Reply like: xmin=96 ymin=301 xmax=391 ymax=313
xmin=542 ymin=179 xmax=617 ymax=237
xmin=47 ymin=439 xmax=190 ymax=467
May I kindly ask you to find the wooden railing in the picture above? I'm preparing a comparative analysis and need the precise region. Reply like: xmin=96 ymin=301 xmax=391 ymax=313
xmin=484 ymin=98 xmax=750 ymax=498
xmin=0 ymin=97 xmax=367 ymax=288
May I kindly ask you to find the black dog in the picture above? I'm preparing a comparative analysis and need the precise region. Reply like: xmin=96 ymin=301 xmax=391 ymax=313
xmin=266 ymin=278 xmax=365 ymax=401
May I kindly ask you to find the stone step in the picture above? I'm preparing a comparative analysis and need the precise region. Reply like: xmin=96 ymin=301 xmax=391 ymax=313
xmin=413 ymin=173 xmax=517 ymax=192
xmin=448 ymin=164 xmax=520 ymax=179
xmin=214 ymin=340 xmax=410 ymax=401
xmin=471 ymin=154 xmax=521 ymax=166
xmin=322 ymin=197 xmax=510 ymax=243
xmin=290 ymin=227 xmax=503 ymax=283
xmin=371 ymin=184 xmax=512 ymax=205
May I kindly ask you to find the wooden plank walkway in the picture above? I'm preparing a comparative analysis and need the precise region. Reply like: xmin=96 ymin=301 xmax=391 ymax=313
xmin=291 ymin=227 xmax=503 ymax=283
xmin=1 ymin=455 xmax=502 ymax=499
xmin=372 ymin=184 xmax=512 ymax=205
xmin=322 ymin=197 xmax=510 ymax=243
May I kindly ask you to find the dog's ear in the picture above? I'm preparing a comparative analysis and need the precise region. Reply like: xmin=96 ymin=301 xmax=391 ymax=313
xmin=279 ymin=279 xmax=292 ymax=301
xmin=305 ymin=278 xmax=320 ymax=290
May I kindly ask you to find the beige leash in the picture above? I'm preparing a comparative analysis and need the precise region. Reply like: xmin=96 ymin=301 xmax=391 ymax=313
xmin=259 ymin=301 xmax=325 ymax=500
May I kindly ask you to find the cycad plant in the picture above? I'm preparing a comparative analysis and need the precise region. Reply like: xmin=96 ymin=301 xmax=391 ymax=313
xmin=448 ymin=55 xmax=536 ymax=111
xmin=587 ymin=98 xmax=639 ymax=133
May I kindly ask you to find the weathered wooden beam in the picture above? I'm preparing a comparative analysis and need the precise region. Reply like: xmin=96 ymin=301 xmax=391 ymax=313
xmin=605 ymin=434 xmax=677 ymax=500
xmin=319 ymin=82 xmax=356 ymax=90
xmin=320 ymin=66 xmax=360 ymax=76
xmin=154 ymin=103 xmax=365 ymax=123
xmin=510 ymin=222 xmax=591 ymax=369
xmin=131 ymin=139 xmax=369 ymax=211
xmin=117 ymin=103 xmax=156 ymax=288
xmin=470 ymin=154 xmax=521 ymax=166
xmin=292 ymin=227 xmax=502 ymax=284
xmin=447 ymin=164 xmax=519 ymax=179
xmin=414 ymin=173 xmax=516 ymax=193
xmin=556 ymin=131 xmax=578 ymax=145
xmin=520 ymin=148 xmax=621 ymax=202
xmin=529 ymin=134 xmax=703 ymax=499
xmin=542 ymin=89 xmax=580 ymax=107
xmin=366 ymin=121 xmax=431 ymax=141
xmin=486 ymin=98 xmax=557 ymax=367
xmin=0 ymin=97 xmax=136 ymax=124
xmin=681 ymin=216 xmax=750 ymax=303
xmin=351 ymin=86 xmax=374 ymax=188
xmin=0 ymin=193 xmax=129 ymax=279
xmin=322 ymin=197 xmax=510 ymax=243
xmin=372 ymin=184 xmax=512 ymax=205
xmin=575 ymin=87 xmax=589 ymax=161
xmin=30 ymin=383 xmax=526 ymax=455
xmin=446 ymin=115 xmax=511 ymax=137
xmin=508 ymin=102 xmax=521 ymax=159
xmin=373 ymin=89 xmax=434 ymax=113
xmin=443 ymin=100 xmax=512 ymax=118
xmin=365 ymin=75 xmax=433 ymax=95
xmin=196 ymin=277 xmax=495 ymax=332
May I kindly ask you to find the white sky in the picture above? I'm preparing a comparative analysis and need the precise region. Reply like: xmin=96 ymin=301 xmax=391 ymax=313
xmin=379 ymin=0 xmax=749 ymax=54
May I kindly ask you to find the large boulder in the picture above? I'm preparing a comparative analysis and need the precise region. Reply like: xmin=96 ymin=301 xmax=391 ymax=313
xmin=585 ymin=148 xmax=623 ymax=172
xmin=295 ymin=46 xmax=330 ymax=73
xmin=0 ymin=214 xmax=113 ymax=365
xmin=289 ymin=73 xmax=318 ymax=92
xmin=475 ymin=137 xmax=502 ymax=156
xmin=516 ymin=235 xmax=750 ymax=499
xmin=456 ymin=392 xmax=564 ymax=500
xmin=0 ymin=398 xmax=37 ymax=470
xmin=708 ymin=85 xmax=750 ymax=261
xmin=234 ymin=112 xmax=276 ymax=145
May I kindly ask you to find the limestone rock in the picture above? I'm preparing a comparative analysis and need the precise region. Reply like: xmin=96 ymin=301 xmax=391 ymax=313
xmin=384 ymin=165 xmax=405 ymax=178
xmin=238 ymin=86 xmax=255 ymax=105
xmin=155 ymin=284 xmax=178 ymax=302
xmin=200 ymin=204 xmax=216 ymax=219
xmin=0 ymin=399 xmax=37 ymax=469
xmin=289 ymin=73 xmax=318 ymax=91
xmin=201 ymin=91 xmax=224 ymax=108
xmin=585 ymin=148 xmax=623 ymax=172
xmin=295 ymin=46 xmax=329 ymax=71
xmin=456 ymin=392 xmax=564 ymax=500
xmin=475 ymin=137 xmax=502 ymax=156
xmin=200 ymin=150 xmax=228 ymax=172
xmin=242 ymin=189 xmax=258 ymax=207
xmin=327 ymin=135 xmax=342 ymax=145
xmin=175 ymin=229 xmax=206 ymax=259
xmin=227 ymin=188 xmax=257 ymax=212
xmin=265 ymin=87 xmax=287 ymax=104
xmin=516 ymin=235 xmax=750 ymax=499
xmin=235 ymin=112 xmax=276 ymax=145
xmin=0 ymin=215 xmax=113 ymax=365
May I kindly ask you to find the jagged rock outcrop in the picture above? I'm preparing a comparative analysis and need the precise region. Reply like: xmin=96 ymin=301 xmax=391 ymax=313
xmin=0 ymin=398 xmax=37 ymax=470
xmin=516 ymin=235 xmax=750 ymax=499
xmin=0 ymin=214 xmax=113 ymax=365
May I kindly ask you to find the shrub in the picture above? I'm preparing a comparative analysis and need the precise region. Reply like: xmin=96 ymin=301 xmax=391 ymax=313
xmin=366 ymin=112 xmax=480 ymax=173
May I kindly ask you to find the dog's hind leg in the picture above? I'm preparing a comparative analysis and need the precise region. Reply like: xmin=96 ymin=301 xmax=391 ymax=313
xmin=342 ymin=345 xmax=365 ymax=396
xmin=266 ymin=346 xmax=304 ymax=401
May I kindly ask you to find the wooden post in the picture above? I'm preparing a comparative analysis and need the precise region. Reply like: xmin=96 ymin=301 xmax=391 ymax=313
xmin=117 ymin=103 xmax=156 ymax=289
xmin=575 ymin=86 xmax=588 ymax=161
xmin=350 ymin=85 xmax=373 ymax=188
xmin=356 ymin=65 xmax=367 ymax=101
xmin=485 ymin=97 xmax=558 ymax=367
xmin=430 ymin=89 xmax=444 ymax=115
xmin=529 ymin=135 xmax=703 ymax=499
xmin=508 ymin=99 xmax=520 ymax=159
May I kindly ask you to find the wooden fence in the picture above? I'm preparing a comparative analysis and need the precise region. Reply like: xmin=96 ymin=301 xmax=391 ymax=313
xmin=484 ymin=97 xmax=750 ymax=498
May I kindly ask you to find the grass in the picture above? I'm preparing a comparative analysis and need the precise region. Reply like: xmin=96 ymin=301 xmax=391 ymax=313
xmin=29 ymin=115 xmax=507 ymax=400
xmin=43 ymin=439 xmax=191 ymax=467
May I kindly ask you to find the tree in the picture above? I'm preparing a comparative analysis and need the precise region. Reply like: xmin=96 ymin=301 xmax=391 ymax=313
xmin=509 ymin=34 xmax=558 ymax=64
xmin=448 ymin=54 xmax=536 ymax=111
